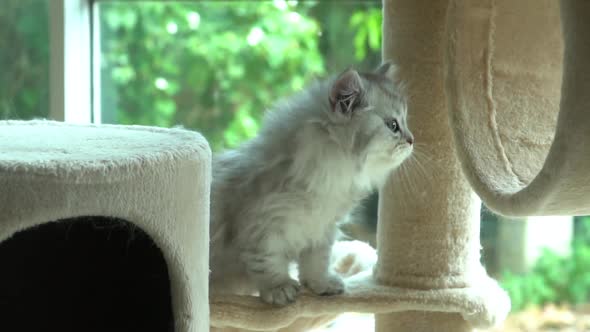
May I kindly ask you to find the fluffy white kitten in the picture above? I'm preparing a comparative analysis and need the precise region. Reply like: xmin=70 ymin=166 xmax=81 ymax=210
xmin=209 ymin=62 xmax=413 ymax=305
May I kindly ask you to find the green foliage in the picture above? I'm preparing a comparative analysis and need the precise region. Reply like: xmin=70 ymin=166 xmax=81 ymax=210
xmin=575 ymin=215 xmax=590 ymax=244
xmin=501 ymin=216 xmax=590 ymax=311
xmin=99 ymin=1 xmax=382 ymax=151
xmin=99 ymin=1 xmax=326 ymax=150
xmin=350 ymin=8 xmax=382 ymax=61
xmin=0 ymin=0 xmax=49 ymax=120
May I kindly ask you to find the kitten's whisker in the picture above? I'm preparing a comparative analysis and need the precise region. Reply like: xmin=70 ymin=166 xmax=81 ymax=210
xmin=400 ymin=170 xmax=413 ymax=203
xmin=400 ymin=162 xmax=417 ymax=200
xmin=392 ymin=165 xmax=404 ymax=192
xmin=400 ymin=164 xmax=408 ymax=194
xmin=411 ymin=148 xmax=442 ymax=174
xmin=410 ymin=155 xmax=431 ymax=181
xmin=411 ymin=146 xmax=433 ymax=161
xmin=398 ymin=164 xmax=411 ymax=209
xmin=399 ymin=154 xmax=436 ymax=205
xmin=408 ymin=159 xmax=429 ymax=185
xmin=407 ymin=160 xmax=424 ymax=198
xmin=415 ymin=155 xmax=436 ymax=186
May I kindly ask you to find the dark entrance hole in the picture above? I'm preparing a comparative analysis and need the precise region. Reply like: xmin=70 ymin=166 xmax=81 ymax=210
xmin=0 ymin=216 xmax=174 ymax=332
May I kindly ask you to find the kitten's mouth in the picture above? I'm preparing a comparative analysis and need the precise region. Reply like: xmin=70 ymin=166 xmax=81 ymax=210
xmin=394 ymin=143 xmax=413 ymax=154
xmin=388 ymin=144 xmax=413 ymax=163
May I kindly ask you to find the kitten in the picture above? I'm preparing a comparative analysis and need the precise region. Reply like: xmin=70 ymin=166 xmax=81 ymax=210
xmin=209 ymin=62 xmax=413 ymax=306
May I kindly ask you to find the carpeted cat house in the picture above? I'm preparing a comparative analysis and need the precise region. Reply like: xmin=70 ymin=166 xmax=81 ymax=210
xmin=0 ymin=121 xmax=211 ymax=332
xmin=209 ymin=0 xmax=590 ymax=331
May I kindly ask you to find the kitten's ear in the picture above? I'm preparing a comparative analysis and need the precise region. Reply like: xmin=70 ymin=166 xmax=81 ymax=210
xmin=375 ymin=61 xmax=397 ymax=80
xmin=329 ymin=68 xmax=363 ymax=115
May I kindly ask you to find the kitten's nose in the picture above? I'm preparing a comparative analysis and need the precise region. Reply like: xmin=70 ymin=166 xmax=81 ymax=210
xmin=406 ymin=137 xmax=414 ymax=145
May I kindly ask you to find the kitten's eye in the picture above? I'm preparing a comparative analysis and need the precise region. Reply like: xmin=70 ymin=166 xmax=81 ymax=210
xmin=386 ymin=119 xmax=399 ymax=133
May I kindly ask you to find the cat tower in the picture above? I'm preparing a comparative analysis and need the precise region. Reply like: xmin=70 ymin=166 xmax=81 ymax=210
xmin=1 ymin=1 xmax=589 ymax=332
xmin=210 ymin=0 xmax=590 ymax=331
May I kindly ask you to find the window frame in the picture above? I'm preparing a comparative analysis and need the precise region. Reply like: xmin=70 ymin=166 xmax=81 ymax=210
xmin=49 ymin=0 xmax=99 ymax=124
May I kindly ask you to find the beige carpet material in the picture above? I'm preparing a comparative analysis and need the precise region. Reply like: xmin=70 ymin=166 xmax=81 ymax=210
xmin=373 ymin=0 xmax=511 ymax=331
xmin=210 ymin=241 xmax=509 ymax=331
xmin=446 ymin=0 xmax=590 ymax=216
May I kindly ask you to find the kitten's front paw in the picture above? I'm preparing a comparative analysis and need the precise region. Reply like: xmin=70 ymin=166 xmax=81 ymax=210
xmin=302 ymin=273 xmax=345 ymax=296
xmin=260 ymin=279 xmax=301 ymax=306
